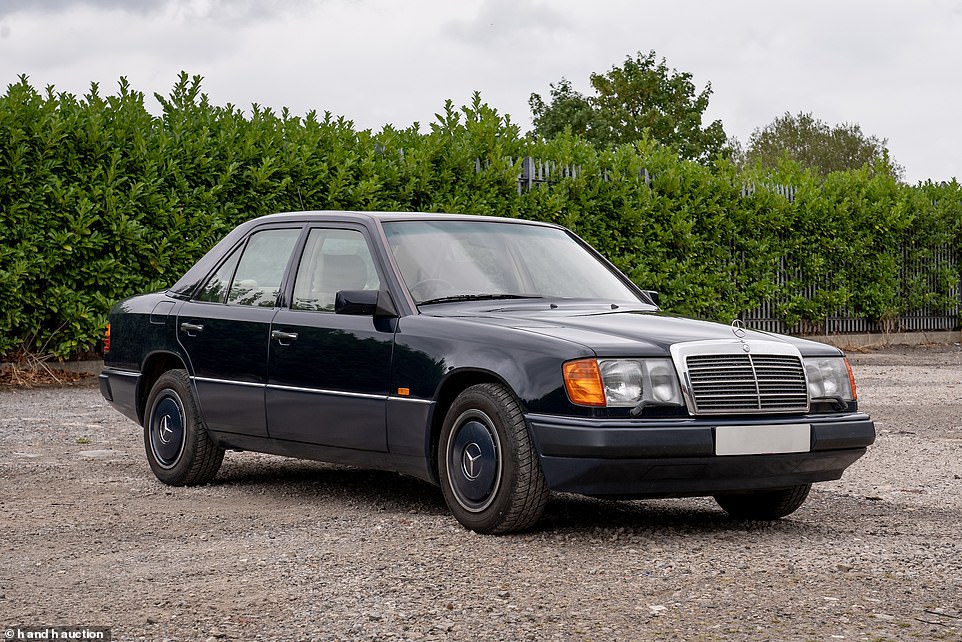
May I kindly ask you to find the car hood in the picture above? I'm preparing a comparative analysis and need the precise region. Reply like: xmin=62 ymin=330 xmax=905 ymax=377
xmin=422 ymin=301 xmax=840 ymax=357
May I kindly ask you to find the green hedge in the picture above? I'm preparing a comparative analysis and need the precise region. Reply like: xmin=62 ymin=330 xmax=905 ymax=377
xmin=1 ymin=74 xmax=960 ymax=358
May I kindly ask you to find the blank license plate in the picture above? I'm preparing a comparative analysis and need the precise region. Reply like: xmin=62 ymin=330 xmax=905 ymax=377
xmin=715 ymin=424 xmax=811 ymax=456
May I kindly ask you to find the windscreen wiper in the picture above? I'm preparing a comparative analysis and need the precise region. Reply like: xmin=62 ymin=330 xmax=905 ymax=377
xmin=418 ymin=293 xmax=543 ymax=305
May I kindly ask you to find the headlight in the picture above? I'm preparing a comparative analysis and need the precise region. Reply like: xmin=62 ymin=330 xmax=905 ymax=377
xmin=564 ymin=358 xmax=684 ymax=408
xmin=598 ymin=360 xmax=643 ymax=405
xmin=804 ymin=356 xmax=857 ymax=402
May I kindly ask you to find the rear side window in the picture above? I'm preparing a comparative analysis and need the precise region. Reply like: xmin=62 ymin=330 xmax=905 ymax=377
xmin=196 ymin=228 xmax=300 ymax=307
xmin=196 ymin=246 xmax=241 ymax=304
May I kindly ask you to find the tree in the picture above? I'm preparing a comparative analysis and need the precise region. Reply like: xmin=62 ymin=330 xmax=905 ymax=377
xmin=741 ymin=111 xmax=903 ymax=179
xmin=529 ymin=51 xmax=729 ymax=164
xmin=527 ymin=79 xmax=600 ymax=143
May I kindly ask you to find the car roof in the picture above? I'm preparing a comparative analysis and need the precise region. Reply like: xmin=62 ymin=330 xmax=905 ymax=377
xmin=246 ymin=210 xmax=562 ymax=228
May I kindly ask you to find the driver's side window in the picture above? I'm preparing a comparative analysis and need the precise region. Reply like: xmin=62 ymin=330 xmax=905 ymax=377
xmin=291 ymin=228 xmax=381 ymax=312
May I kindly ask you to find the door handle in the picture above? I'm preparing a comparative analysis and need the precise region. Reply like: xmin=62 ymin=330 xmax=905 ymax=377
xmin=271 ymin=330 xmax=299 ymax=343
xmin=180 ymin=322 xmax=204 ymax=336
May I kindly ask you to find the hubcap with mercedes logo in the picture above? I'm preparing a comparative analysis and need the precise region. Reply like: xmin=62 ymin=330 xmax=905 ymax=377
xmin=149 ymin=392 xmax=186 ymax=469
xmin=446 ymin=409 xmax=502 ymax=513
xmin=461 ymin=442 xmax=484 ymax=480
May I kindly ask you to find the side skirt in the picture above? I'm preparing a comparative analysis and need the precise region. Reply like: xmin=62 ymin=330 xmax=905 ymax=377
xmin=207 ymin=431 xmax=436 ymax=485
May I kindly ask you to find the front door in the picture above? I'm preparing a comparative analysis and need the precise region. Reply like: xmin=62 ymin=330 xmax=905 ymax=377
xmin=266 ymin=226 xmax=394 ymax=450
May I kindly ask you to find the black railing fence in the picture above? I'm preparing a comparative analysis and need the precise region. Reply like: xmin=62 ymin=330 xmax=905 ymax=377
xmin=480 ymin=156 xmax=961 ymax=333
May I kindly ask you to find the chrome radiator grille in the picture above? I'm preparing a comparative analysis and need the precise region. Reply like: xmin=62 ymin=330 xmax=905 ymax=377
xmin=684 ymin=353 xmax=809 ymax=415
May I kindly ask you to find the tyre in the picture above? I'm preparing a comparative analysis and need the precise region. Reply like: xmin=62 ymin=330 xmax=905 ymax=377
xmin=714 ymin=484 xmax=811 ymax=520
xmin=438 ymin=383 xmax=549 ymax=534
xmin=143 ymin=369 xmax=224 ymax=486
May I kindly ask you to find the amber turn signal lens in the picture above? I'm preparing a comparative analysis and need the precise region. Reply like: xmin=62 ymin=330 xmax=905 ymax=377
xmin=104 ymin=323 xmax=111 ymax=353
xmin=563 ymin=359 xmax=606 ymax=406
xmin=844 ymin=357 xmax=857 ymax=400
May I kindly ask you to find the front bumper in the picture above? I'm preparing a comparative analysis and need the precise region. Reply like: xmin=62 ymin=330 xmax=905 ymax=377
xmin=526 ymin=412 xmax=875 ymax=498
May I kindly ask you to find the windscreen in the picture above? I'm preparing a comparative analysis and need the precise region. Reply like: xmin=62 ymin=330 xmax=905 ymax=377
xmin=382 ymin=220 xmax=643 ymax=305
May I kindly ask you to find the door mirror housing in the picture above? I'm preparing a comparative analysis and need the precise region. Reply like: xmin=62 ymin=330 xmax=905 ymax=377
xmin=334 ymin=289 xmax=399 ymax=317
xmin=641 ymin=290 xmax=660 ymax=307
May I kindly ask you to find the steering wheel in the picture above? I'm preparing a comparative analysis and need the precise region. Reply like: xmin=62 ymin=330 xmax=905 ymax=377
xmin=409 ymin=278 xmax=454 ymax=301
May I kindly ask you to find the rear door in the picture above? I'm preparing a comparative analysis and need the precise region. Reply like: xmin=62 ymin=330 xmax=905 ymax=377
xmin=266 ymin=225 xmax=394 ymax=450
xmin=178 ymin=226 xmax=301 ymax=437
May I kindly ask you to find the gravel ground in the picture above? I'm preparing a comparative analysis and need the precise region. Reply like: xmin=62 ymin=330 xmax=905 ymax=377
xmin=1 ymin=346 xmax=961 ymax=641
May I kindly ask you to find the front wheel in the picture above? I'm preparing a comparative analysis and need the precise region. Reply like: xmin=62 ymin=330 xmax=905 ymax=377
xmin=144 ymin=369 xmax=224 ymax=486
xmin=714 ymin=484 xmax=811 ymax=520
xmin=438 ymin=383 xmax=548 ymax=534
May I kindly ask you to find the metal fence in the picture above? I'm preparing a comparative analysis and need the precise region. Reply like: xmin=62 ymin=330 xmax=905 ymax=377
xmin=480 ymin=156 xmax=961 ymax=333
xmin=484 ymin=156 xmax=654 ymax=194
xmin=740 ymin=182 xmax=797 ymax=203
xmin=740 ymin=235 xmax=960 ymax=335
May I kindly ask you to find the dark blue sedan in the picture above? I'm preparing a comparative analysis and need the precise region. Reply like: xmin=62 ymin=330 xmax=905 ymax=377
xmin=100 ymin=211 xmax=875 ymax=533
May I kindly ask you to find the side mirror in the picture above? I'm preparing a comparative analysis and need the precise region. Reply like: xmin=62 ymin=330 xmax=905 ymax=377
xmin=641 ymin=290 xmax=660 ymax=307
xmin=334 ymin=289 xmax=399 ymax=317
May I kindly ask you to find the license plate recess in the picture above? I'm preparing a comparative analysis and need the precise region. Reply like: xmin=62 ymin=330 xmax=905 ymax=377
xmin=715 ymin=423 xmax=811 ymax=456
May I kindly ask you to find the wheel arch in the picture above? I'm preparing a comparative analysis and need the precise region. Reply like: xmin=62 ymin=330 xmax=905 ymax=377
xmin=136 ymin=351 xmax=190 ymax=425
xmin=428 ymin=368 xmax=525 ymax=483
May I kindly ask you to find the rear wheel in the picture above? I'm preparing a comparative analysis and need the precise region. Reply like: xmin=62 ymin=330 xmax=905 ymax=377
xmin=714 ymin=484 xmax=811 ymax=520
xmin=144 ymin=369 xmax=224 ymax=486
xmin=439 ymin=383 xmax=548 ymax=534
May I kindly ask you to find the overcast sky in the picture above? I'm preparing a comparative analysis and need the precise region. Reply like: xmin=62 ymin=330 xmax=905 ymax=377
xmin=1 ymin=0 xmax=960 ymax=183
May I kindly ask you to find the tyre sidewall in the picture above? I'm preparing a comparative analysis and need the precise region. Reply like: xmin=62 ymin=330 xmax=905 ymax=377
xmin=438 ymin=385 xmax=529 ymax=533
xmin=143 ymin=370 xmax=212 ymax=486
xmin=715 ymin=484 xmax=811 ymax=520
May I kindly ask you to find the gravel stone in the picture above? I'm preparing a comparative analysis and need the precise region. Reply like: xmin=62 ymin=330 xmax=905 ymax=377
xmin=1 ymin=346 xmax=961 ymax=640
